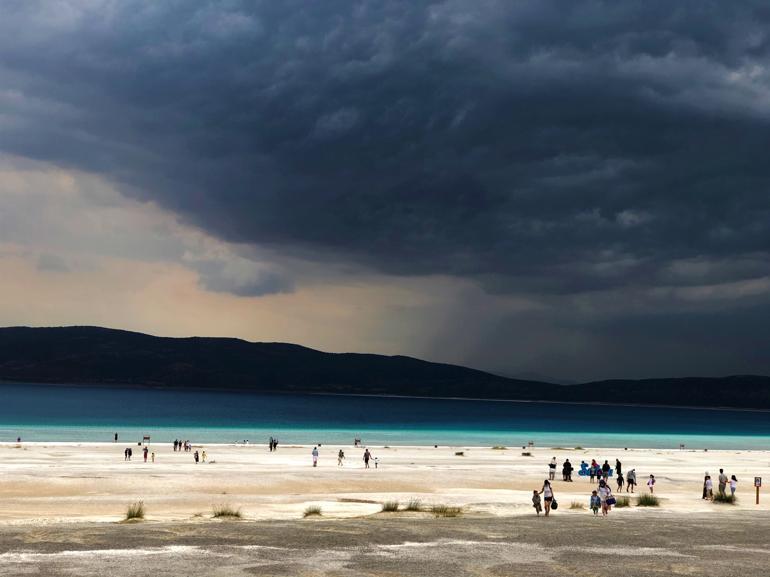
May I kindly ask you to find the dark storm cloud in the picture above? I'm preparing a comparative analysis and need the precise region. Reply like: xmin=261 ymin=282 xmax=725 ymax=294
xmin=1 ymin=0 xmax=769 ymax=296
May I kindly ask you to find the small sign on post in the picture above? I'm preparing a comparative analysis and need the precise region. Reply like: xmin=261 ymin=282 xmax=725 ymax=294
xmin=755 ymin=477 xmax=762 ymax=505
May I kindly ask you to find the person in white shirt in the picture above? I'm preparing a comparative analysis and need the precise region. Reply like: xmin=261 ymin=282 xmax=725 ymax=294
xmin=598 ymin=479 xmax=613 ymax=516
xmin=539 ymin=480 xmax=555 ymax=517
xmin=730 ymin=475 xmax=738 ymax=496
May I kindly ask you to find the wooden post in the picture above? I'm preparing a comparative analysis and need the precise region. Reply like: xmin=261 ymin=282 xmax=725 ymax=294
xmin=755 ymin=477 xmax=762 ymax=505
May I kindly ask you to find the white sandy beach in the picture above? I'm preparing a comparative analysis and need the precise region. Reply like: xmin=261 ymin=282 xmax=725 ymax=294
xmin=0 ymin=442 xmax=768 ymax=523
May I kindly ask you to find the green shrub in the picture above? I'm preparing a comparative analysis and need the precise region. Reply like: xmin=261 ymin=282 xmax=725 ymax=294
xmin=614 ymin=496 xmax=630 ymax=508
xmin=569 ymin=501 xmax=585 ymax=510
xmin=713 ymin=492 xmax=736 ymax=504
xmin=430 ymin=504 xmax=462 ymax=517
xmin=491 ymin=446 xmax=507 ymax=450
xmin=125 ymin=501 xmax=145 ymax=520
xmin=212 ymin=504 xmax=242 ymax=518
xmin=381 ymin=501 xmax=400 ymax=512
xmin=637 ymin=493 xmax=660 ymax=507
xmin=303 ymin=505 xmax=322 ymax=518
xmin=405 ymin=499 xmax=423 ymax=512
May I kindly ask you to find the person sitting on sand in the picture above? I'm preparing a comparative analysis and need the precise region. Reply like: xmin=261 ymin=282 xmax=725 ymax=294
xmin=338 ymin=449 xmax=345 ymax=466
xmin=539 ymin=480 xmax=555 ymax=517
xmin=626 ymin=468 xmax=636 ymax=492
xmin=590 ymin=490 xmax=601 ymax=516
xmin=532 ymin=490 xmax=542 ymax=516
xmin=647 ymin=474 xmax=655 ymax=493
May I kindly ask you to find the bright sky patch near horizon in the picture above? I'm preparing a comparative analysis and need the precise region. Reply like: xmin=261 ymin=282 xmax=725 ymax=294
xmin=0 ymin=1 xmax=768 ymax=381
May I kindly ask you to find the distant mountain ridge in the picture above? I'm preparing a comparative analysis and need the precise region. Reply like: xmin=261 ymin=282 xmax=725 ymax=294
xmin=0 ymin=326 xmax=769 ymax=410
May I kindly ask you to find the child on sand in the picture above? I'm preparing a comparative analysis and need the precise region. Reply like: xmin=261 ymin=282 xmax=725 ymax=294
xmin=151 ymin=452 xmax=155 ymax=463
xmin=647 ymin=474 xmax=655 ymax=493
xmin=590 ymin=490 xmax=601 ymax=515
xmin=532 ymin=490 xmax=542 ymax=516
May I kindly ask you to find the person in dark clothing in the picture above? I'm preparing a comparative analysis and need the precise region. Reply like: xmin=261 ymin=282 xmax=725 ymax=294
xmin=602 ymin=460 xmax=610 ymax=479
xmin=562 ymin=459 xmax=574 ymax=482
xmin=615 ymin=459 xmax=622 ymax=477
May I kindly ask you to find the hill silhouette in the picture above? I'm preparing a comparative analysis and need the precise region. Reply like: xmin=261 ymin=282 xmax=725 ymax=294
xmin=1 ymin=326 xmax=768 ymax=410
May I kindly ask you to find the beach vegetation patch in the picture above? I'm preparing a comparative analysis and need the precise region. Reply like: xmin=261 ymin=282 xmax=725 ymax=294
xmin=574 ymin=446 xmax=584 ymax=450
xmin=491 ymin=446 xmax=507 ymax=450
xmin=454 ymin=451 xmax=465 ymax=456
xmin=614 ymin=496 xmax=631 ymax=508
xmin=405 ymin=499 xmax=423 ymax=512
xmin=125 ymin=501 xmax=145 ymax=521
xmin=303 ymin=505 xmax=323 ymax=518
xmin=569 ymin=501 xmax=585 ymax=510
xmin=637 ymin=494 xmax=660 ymax=507
xmin=381 ymin=501 xmax=400 ymax=512
xmin=212 ymin=504 xmax=242 ymax=518
xmin=713 ymin=493 xmax=737 ymax=504
xmin=430 ymin=504 xmax=462 ymax=517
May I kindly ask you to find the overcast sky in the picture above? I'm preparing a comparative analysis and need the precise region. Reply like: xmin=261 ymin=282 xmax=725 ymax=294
xmin=1 ymin=0 xmax=769 ymax=381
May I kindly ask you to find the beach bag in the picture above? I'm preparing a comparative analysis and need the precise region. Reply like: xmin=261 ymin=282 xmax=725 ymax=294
xmin=551 ymin=499 xmax=558 ymax=510
xmin=606 ymin=496 xmax=616 ymax=506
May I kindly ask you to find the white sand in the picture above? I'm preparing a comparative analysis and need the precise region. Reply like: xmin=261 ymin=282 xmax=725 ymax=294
xmin=0 ymin=442 xmax=768 ymax=523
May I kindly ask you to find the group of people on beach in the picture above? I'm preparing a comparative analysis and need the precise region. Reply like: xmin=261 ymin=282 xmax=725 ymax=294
xmin=173 ymin=439 xmax=192 ymax=452
xmin=310 ymin=445 xmax=379 ymax=468
xmin=535 ymin=455 xmax=655 ymax=517
xmin=703 ymin=468 xmax=737 ymax=500
xmin=268 ymin=437 xmax=279 ymax=451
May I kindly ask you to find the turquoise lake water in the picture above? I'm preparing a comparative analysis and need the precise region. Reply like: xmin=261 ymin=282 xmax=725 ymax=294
xmin=1 ymin=383 xmax=769 ymax=449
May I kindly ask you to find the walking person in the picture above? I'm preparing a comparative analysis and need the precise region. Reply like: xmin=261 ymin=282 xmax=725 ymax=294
xmin=718 ymin=469 xmax=728 ymax=496
xmin=539 ymin=480 xmax=555 ymax=517
xmin=548 ymin=457 xmax=557 ymax=481
xmin=647 ymin=474 xmax=656 ymax=493
xmin=363 ymin=448 xmax=371 ymax=469
xmin=590 ymin=490 xmax=601 ymax=515
xmin=143 ymin=446 xmax=148 ymax=463
xmin=532 ymin=490 xmax=542 ymax=516
xmin=337 ymin=449 xmax=345 ymax=466
xmin=704 ymin=475 xmax=714 ymax=500
xmin=626 ymin=468 xmax=636 ymax=493
xmin=127 ymin=447 xmax=132 ymax=461
xmin=615 ymin=459 xmax=622 ymax=477
xmin=194 ymin=450 xmax=199 ymax=464
xmin=124 ymin=448 xmax=129 ymax=461
xmin=598 ymin=479 xmax=614 ymax=517
xmin=312 ymin=446 xmax=319 ymax=467
xmin=601 ymin=460 xmax=611 ymax=480
xmin=616 ymin=471 xmax=624 ymax=492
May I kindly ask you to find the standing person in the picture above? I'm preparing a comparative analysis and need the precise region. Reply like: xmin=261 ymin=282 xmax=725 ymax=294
xmin=312 ymin=446 xmax=319 ymax=467
xmin=201 ymin=450 xmax=207 ymax=463
xmin=730 ymin=475 xmax=738 ymax=496
xmin=194 ymin=450 xmax=199 ymax=464
xmin=273 ymin=439 xmax=278 ymax=451
xmin=598 ymin=479 xmax=613 ymax=516
xmin=718 ymin=469 xmax=728 ymax=496
xmin=128 ymin=447 xmax=133 ymax=461
xmin=647 ymin=474 xmax=656 ymax=493
xmin=704 ymin=475 xmax=714 ymax=500
xmin=151 ymin=452 xmax=155 ymax=463
xmin=626 ymin=469 xmax=636 ymax=493
xmin=615 ymin=459 xmax=622 ymax=477
xmin=602 ymin=460 xmax=611 ymax=480
xmin=124 ymin=448 xmax=129 ymax=461
xmin=363 ymin=448 xmax=371 ymax=469
xmin=173 ymin=440 xmax=178 ymax=452
xmin=539 ymin=480 xmax=555 ymax=517
xmin=589 ymin=459 xmax=598 ymax=484
xmin=337 ymin=449 xmax=345 ymax=466
xmin=616 ymin=471 xmax=624 ymax=492
xmin=563 ymin=459 xmax=573 ymax=482
xmin=590 ymin=490 xmax=601 ymax=515
xmin=702 ymin=472 xmax=710 ymax=500
xmin=143 ymin=446 xmax=148 ymax=463
xmin=548 ymin=457 xmax=557 ymax=481
xmin=532 ymin=490 xmax=542 ymax=516
xmin=374 ymin=457 xmax=379 ymax=469
xmin=114 ymin=432 xmax=118 ymax=443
